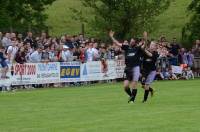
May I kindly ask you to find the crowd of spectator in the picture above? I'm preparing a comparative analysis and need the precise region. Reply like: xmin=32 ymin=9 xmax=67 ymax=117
xmin=0 ymin=31 xmax=200 ymax=80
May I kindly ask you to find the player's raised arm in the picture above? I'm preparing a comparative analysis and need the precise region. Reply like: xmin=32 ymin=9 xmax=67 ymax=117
xmin=109 ymin=30 xmax=122 ymax=47
xmin=143 ymin=48 xmax=153 ymax=57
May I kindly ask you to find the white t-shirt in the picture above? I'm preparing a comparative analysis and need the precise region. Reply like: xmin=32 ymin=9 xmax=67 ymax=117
xmin=86 ymin=48 xmax=94 ymax=61
xmin=92 ymin=48 xmax=99 ymax=60
xmin=7 ymin=46 xmax=18 ymax=63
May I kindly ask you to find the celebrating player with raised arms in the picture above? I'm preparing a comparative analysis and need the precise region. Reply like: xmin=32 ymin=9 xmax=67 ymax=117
xmin=109 ymin=31 xmax=146 ymax=103
xmin=141 ymin=41 xmax=159 ymax=102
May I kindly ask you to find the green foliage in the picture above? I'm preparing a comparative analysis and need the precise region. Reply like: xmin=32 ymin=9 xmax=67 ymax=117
xmin=182 ymin=0 xmax=200 ymax=47
xmin=71 ymin=0 xmax=171 ymax=40
xmin=0 ymin=0 xmax=55 ymax=33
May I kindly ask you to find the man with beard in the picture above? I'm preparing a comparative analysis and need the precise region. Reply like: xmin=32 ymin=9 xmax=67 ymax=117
xmin=109 ymin=31 xmax=146 ymax=103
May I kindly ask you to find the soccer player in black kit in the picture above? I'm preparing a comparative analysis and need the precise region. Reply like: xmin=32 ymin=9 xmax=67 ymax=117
xmin=141 ymin=41 xmax=159 ymax=102
xmin=109 ymin=31 xmax=146 ymax=103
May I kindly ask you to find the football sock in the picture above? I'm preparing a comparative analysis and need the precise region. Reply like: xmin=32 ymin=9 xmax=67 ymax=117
xmin=149 ymin=87 xmax=153 ymax=92
xmin=143 ymin=90 xmax=150 ymax=102
xmin=124 ymin=87 xmax=132 ymax=97
xmin=131 ymin=89 xmax=138 ymax=102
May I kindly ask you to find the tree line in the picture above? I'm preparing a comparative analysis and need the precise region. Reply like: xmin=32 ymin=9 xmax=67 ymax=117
xmin=0 ymin=0 xmax=200 ymax=46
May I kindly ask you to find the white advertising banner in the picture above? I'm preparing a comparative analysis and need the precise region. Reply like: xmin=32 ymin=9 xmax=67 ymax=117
xmin=81 ymin=60 xmax=117 ymax=81
xmin=106 ymin=60 xmax=117 ymax=79
xmin=0 ymin=65 xmax=11 ymax=86
xmin=172 ymin=65 xmax=183 ymax=74
xmin=0 ymin=60 xmax=126 ymax=86
xmin=11 ymin=63 xmax=37 ymax=85
xmin=36 ymin=62 xmax=60 ymax=84
xmin=115 ymin=60 xmax=125 ymax=78
xmin=81 ymin=61 xmax=103 ymax=81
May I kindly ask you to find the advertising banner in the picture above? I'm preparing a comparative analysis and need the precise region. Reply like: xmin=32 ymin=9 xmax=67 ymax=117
xmin=11 ymin=63 xmax=37 ymax=85
xmin=36 ymin=62 xmax=60 ymax=84
xmin=115 ymin=60 xmax=125 ymax=78
xmin=172 ymin=65 xmax=183 ymax=74
xmin=0 ymin=65 xmax=11 ymax=86
xmin=60 ymin=62 xmax=81 ymax=82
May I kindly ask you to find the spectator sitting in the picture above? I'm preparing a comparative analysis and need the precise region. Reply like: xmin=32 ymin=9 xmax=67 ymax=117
xmin=168 ymin=69 xmax=178 ymax=80
xmin=155 ymin=68 xmax=164 ymax=80
xmin=187 ymin=67 xmax=194 ymax=79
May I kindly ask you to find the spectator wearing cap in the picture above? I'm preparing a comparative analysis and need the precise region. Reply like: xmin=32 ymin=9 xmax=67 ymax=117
xmin=61 ymin=45 xmax=73 ymax=62
xmin=30 ymin=46 xmax=43 ymax=63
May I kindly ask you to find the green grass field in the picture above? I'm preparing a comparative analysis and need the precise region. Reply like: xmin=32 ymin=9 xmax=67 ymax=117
xmin=0 ymin=79 xmax=200 ymax=132
xmin=46 ymin=0 xmax=191 ymax=41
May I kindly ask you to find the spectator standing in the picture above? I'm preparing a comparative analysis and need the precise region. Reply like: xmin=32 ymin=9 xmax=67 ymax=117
xmin=2 ymin=33 xmax=12 ymax=48
xmin=30 ymin=46 xmax=42 ymax=63
xmin=41 ymin=46 xmax=50 ymax=62
xmin=15 ymin=46 xmax=26 ymax=64
xmin=0 ymin=32 xmax=2 ymax=41
xmin=24 ymin=32 xmax=35 ymax=48
xmin=192 ymin=40 xmax=200 ymax=57
xmin=86 ymin=43 xmax=95 ymax=62
xmin=7 ymin=40 xmax=19 ymax=64
xmin=187 ymin=50 xmax=194 ymax=68
xmin=49 ymin=45 xmax=57 ymax=62
xmin=92 ymin=42 xmax=100 ymax=61
xmin=168 ymin=38 xmax=180 ymax=65
xmin=61 ymin=45 xmax=73 ymax=62
xmin=0 ymin=44 xmax=8 ymax=78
